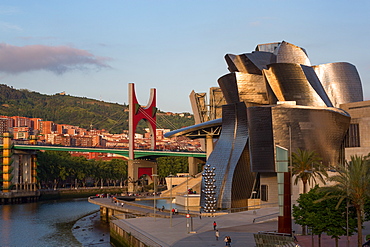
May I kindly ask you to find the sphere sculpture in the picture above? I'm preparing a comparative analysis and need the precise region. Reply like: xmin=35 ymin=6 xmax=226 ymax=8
xmin=201 ymin=164 xmax=217 ymax=213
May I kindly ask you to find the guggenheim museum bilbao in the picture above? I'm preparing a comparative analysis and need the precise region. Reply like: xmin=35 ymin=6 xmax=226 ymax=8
xmin=166 ymin=41 xmax=369 ymax=211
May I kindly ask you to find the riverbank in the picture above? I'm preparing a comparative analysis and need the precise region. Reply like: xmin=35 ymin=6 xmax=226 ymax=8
xmin=1 ymin=187 xmax=128 ymax=205
xmin=72 ymin=210 xmax=111 ymax=247
xmin=39 ymin=187 xmax=127 ymax=201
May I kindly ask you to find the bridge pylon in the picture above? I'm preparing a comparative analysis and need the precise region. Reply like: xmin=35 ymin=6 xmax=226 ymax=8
xmin=1 ymin=133 xmax=38 ymax=193
xmin=1 ymin=133 xmax=13 ymax=192
xmin=128 ymin=83 xmax=157 ymax=192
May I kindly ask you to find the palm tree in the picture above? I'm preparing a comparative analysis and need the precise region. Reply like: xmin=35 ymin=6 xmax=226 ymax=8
xmin=319 ymin=155 xmax=370 ymax=247
xmin=292 ymin=149 xmax=327 ymax=194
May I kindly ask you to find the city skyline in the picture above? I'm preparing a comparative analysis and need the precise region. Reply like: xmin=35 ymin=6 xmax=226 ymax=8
xmin=1 ymin=1 xmax=369 ymax=113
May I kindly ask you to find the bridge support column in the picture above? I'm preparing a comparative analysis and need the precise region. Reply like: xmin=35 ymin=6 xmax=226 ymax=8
xmin=100 ymin=206 xmax=108 ymax=222
xmin=2 ymin=133 xmax=13 ymax=192
xmin=127 ymin=160 xmax=135 ymax=192
xmin=127 ymin=160 xmax=157 ymax=193
xmin=188 ymin=157 xmax=205 ymax=176
xmin=12 ymin=151 xmax=37 ymax=192
xmin=31 ymin=154 xmax=37 ymax=191
xmin=206 ymin=134 xmax=214 ymax=158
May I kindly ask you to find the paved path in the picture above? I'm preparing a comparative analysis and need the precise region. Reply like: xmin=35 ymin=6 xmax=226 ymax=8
xmin=91 ymin=197 xmax=370 ymax=246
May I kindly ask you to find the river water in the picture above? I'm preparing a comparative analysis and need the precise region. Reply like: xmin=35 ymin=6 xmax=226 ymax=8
xmin=0 ymin=198 xmax=110 ymax=247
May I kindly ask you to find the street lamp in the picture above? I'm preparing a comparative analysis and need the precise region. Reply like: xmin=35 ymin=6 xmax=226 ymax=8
xmin=186 ymin=174 xmax=189 ymax=211
xmin=152 ymin=174 xmax=158 ymax=221
xmin=169 ymin=174 xmax=173 ymax=227
xmin=288 ymin=124 xmax=293 ymax=235
xmin=186 ymin=174 xmax=190 ymax=233
xmin=252 ymin=191 xmax=257 ymax=211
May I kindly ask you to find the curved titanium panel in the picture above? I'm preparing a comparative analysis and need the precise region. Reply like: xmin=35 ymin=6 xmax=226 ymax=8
xmin=313 ymin=62 xmax=363 ymax=107
xmin=247 ymin=104 xmax=350 ymax=171
xmin=255 ymin=42 xmax=281 ymax=53
xmin=247 ymin=106 xmax=275 ymax=172
xmin=231 ymin=141 xmax=254 ymax=208
xmin=245 ymin=51 xmax=276 ymax=71
xmin=226 ymin=103 xmax=254 ymax=209
xmin=271 ymin=105 xmax=350 ymax=167
xmin=200 ymin=104 xmax=236 ymax=209
xmin=218 ymin=72 xmax=269 ymax=105
xmin=225 ymin=51 xmax=275 ymax=74
xmin=264 ymin=63 xmax=328 ymax=107
xmin=225 ymin=54 xmax=262 ymax=74
xmin=218 ymin=73 xmax=240 ymax=104
xmin=275 ymin=41 xmax=311 ymax=66
xmin=201 ymin=102 xmax=253 ymax=209
xmin=300 ymin=65 xmax=333 ymax=107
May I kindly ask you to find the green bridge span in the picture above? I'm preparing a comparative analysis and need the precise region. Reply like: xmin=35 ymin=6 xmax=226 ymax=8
xmin=1 ymin=144 xmax=206 ymax=159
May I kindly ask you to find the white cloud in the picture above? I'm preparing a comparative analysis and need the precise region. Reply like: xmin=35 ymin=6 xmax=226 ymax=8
xmin=0 ymin=43 xmax=112 ymax=74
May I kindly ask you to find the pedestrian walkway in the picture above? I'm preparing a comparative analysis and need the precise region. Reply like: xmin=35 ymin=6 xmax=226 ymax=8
xmin=112 ymin=205 xmax=280 ymax=246
xmin=90 ymin=197 xmax=370 ymax=246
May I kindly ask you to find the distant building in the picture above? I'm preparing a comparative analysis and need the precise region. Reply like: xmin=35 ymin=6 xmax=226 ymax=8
xmin=54 ymin=134 xmax=72 ymax=146
xmin=40 ymin=121 xmax=55 ymax=135
xmin=0 ymin=117 xmax=9 ymax=140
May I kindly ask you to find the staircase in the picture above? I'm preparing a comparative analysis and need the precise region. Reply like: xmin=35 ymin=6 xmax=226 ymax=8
xmin=160 ymin=173 xmax=202 ymax=197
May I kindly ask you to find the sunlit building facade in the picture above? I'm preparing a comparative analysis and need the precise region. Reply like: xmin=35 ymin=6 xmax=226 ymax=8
xmin=169 ymin=41 xmax=363 ymax=210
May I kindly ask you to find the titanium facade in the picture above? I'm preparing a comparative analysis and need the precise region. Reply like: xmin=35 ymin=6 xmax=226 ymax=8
xmin=168 ymin=41 xmax=363 ymax=210
xmin=202 ymin=41 xmax=361 ymax=210
xmin=313 ymin=62 xmax=363 ymax=107
xmin=248 ymin=104 xmax=350 ymax=171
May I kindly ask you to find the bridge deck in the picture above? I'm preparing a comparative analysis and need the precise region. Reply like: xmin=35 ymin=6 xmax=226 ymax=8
xmin=0 ymin=144 xmax=206 ymax=159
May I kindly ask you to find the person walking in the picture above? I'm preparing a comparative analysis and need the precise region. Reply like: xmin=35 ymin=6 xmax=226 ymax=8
xmin=224 ymin=236 xmax=231 ymax=246
xmin=199 ymin=210 xmax=202 ymax=219
xmin=213 ymin=221 xmax=217 ymax=230
xmin=215 ymin=230 xmax=219 ymax=241
xmin=228 ymin=236 xmax=232 ymax=246
xmin=224 ymin=236 xmax=229 ymax=246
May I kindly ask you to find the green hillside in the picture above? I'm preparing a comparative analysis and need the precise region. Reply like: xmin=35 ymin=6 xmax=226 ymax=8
xmin=0 ymin=84 xmax=194 ymax=134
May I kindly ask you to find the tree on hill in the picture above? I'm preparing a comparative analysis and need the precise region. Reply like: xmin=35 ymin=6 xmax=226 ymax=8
xmin=0 ymin=84 xmax=194 ymax=133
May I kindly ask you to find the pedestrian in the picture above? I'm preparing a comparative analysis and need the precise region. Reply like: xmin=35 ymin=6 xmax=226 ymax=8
xmin=227 ymin=236 xmax=232 ymax=246
xmin=172 ymin=208 xmax=175 ymax=215
xmin=121 ymin=202 xmax=124 ymax=207
xmin=213 ymin=221 xmax=217 ymax=230
xmin=174 ymin=208 xmax=178 ymax=215
xmin=215 ymin=230 xmax=219 ymax=241
xmin=199 ymin=210 xmax=202 ymax=219
xmin=224 ymin=236 xmax=229 ymax=246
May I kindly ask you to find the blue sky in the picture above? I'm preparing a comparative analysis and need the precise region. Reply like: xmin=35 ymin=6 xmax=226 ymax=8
xmin=1 ymin=1 xmax=370 ymax=113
